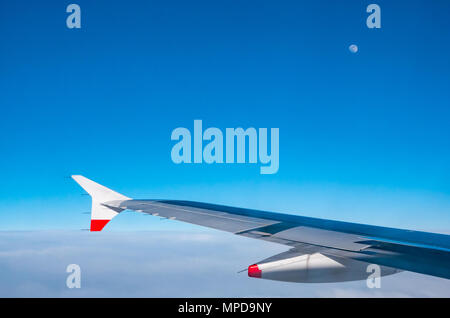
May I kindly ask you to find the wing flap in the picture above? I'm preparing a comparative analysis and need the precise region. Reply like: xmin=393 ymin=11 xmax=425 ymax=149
xmin=273 ymin=226 xmax=372 ymax=252
xmin=122 ymin=200 xmax=281 ymax=234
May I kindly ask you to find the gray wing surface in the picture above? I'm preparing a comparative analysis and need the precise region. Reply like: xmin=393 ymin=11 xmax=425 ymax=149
xmin=116 ymin=199 xmax=450 ymax=280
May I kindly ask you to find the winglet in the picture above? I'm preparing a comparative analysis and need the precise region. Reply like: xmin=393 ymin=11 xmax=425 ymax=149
xmin=72 ymin=175 xmax=130 ymax=231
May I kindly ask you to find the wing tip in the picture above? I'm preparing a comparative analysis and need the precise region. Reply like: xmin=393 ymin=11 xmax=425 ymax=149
xmin=90 ymin=219 xmax=110 ymax=232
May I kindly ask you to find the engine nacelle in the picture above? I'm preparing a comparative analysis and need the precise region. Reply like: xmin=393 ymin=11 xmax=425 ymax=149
xmin=248 ymin=252 xmax=398 ymax=283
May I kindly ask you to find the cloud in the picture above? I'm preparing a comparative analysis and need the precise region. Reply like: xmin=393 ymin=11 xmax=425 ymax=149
xmin=0 ymin=230 xmax=448 ymax=297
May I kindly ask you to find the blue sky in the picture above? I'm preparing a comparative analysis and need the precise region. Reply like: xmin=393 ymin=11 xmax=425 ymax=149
xmin=1 ymin=0 xmax=450 ymax=234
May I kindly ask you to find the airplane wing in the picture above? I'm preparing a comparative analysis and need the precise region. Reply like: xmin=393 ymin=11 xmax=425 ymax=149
xmin=72 ymin=175 xmax=450 ymax=283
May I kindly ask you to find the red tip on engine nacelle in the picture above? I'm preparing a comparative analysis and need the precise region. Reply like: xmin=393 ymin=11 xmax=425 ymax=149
xmin=248 ymin=264 xmax=262 ymax=278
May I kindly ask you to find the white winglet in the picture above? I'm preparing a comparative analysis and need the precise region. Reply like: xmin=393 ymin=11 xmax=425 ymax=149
xmin=72 ymin=175 xmax=131 ymax=231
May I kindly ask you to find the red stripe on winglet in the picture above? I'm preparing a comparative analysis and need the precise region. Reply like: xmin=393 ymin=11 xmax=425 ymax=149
xmin=248 ymin=264 xmax=262 ymax=278
xmin=90 ymin=219 xmax=110 ymax=232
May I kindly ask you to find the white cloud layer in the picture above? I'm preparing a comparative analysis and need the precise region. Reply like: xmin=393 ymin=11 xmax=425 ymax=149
xmin=0 ymin=230 xmax=448 ymax=297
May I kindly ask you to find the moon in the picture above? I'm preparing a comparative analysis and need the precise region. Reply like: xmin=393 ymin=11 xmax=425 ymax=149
xmin=349 ymin=44 xmax=358 ymax=53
